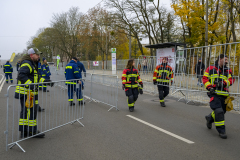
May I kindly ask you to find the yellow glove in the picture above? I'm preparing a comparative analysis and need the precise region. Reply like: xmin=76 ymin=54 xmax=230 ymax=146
xmin=225 ymin=96 xmax=234 ymax=111
xmin=25 ymin=91 xmax=34 ymax=108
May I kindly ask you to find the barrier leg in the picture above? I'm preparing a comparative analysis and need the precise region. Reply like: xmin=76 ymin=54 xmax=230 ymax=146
xmin=9 ymin=142 xmax=26 ymax=152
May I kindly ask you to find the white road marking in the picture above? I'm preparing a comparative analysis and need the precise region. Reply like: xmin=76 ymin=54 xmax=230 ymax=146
xmin=126 ymin=115 xmax=195 ymax=144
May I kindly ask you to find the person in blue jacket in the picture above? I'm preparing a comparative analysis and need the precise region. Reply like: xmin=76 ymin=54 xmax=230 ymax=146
xmin=16 ymin=61 xmax=21 ymax=71
xmin=77 ymin=60 xmax=86 ymax=77
xmin=65 ymin=57 xmax=82 ymax=106
xmin=38 ymin=59 xmax=43 ymax=90
xmin=41 ymin=58 xmax=51 ymax=92
xmin=76 ymin=59 xmax=86 ymax=105
xmin=3 ymin=61 xmax=13 ymax=83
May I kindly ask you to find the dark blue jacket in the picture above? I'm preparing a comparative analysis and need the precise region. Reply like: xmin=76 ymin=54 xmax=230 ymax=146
xmin=38 ymin=62 xmax=42 ymax=75
xmin=77 ymin=61 xmax=86 ymax=78
xmin=65 ymin=60 xmax=81 ymax=85
xmin=3 ymin=62 xmax=13 ymax=73
xmin=41 ymin=63 xmax=51 ymax=77
xmin=16 ymin=63 xmax=20 ymax=71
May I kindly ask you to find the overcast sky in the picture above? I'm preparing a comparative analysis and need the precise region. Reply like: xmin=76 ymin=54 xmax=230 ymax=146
xmin=0 ymin=0 xmax=171 ymax=60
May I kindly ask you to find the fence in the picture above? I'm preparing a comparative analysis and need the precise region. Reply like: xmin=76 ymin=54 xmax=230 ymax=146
xmin=0 ymin=74 xmax=5 ymax=92
xmin=172 ymin=42 xmax=240 ymax=110
xmin=5 ymin=79 xmax=85 ymax=152
xmin=49 ymin=70 xmax=119 ymax=111
xmin=135 ymin=42 xmax=240 ymax=111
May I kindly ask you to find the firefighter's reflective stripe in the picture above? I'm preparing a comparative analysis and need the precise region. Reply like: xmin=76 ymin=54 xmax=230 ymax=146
xmin=65 ymin=82 xmax=77 ymax=84
xmin=122 ymin=74 xmax=126 ymax=77
xmin=68 ymin=99 xmax=73 ymax=101
xmin=39 ymin=78 xmax=45 ymax=83
xmin=74 ymin=71 xmax=79 ymax=74
xmin=66 ymin=66 xmax=72 ymax=69
xmin=19 ymin=109 xmax=36 ymax=126
xmin=137 ymin=79 xmax=142 ymax=83
xmin=77 ymin=98 xmax=83 ymax=101
xmin=215 ymin=90 xmax=229 ymax=96
xmin=21 ymin=63 xmax=32 ymax=73
xmin=211 ymin=111 xmax=225 ymax=126
xmin=204 ymin=82 xmax=211 ymax=88
xmin=122 ymin=80 xmax=126 ymax=83
xmin=153 ymin=77 xmax=157 ymax=80
xmin=125 ymin=84 xmax=138 ymax=88
xmin=156 ymin=79 xmax=170 ymax=82
xmin=5 ymin=72 xmax=12 ymax=73
xmin=4 ymin=65 xmax=10 ymax=67
xmin=160 ymin=99 xmax=164 ymax=102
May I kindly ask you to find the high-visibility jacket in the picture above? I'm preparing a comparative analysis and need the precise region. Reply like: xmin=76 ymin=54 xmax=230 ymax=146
xmin=65 ymin=60 xmax=81 ymax=85
xmin=3 ymin=62 xmax=13 ymax=73
xmin=203 ymin=64 xmax=235 ymax=96
xmin=41 ymin=63 xmax=51 ymax=77
xmin=15 ymin=58 xmax=45 ymax=99
xmin=122 ymin=67 xmax=142 ymax=90
xmin=153 ymin=63 xmax=173 ymax=84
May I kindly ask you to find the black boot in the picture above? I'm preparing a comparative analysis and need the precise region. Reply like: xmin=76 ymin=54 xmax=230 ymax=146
xmin=20 ymin=131 xmax=28 ymax=138
xmin=79 ymin=101 xmax=85 ymax=105
xmin=205 ymin=115 xmax=212 ymax=129
xmin=69 ymin=102 xmax=75 ymax=106
xmin=39 ymin=88 xmax=42 ymax=90
xmin=219 ymin=133 xmax=227 ymax=139
xmin=29 ymin=130 xmax=45 ymax=138
xmin=129 ymin=107 xmax=134 ymax=112
xmin=43 ymin=90 xmax=49 ymax=92
xmin=38 ymin=106 xmax=45 ymax=112
xmin=160 ymin=102 xmax=166 ymax=107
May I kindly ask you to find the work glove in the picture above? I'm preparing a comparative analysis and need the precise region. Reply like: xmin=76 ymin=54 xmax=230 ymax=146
xmin=84 ymin=73 xmax=86 ymax=77
xmin=122 ymin=84 xmax=125 ymax=90
xmin=153 ymin=81 xmax=157 ymax=85
xmin=207 ymin=85 xmax=215 ymax=94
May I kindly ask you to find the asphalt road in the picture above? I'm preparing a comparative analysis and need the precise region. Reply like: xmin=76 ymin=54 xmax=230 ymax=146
xmin=0 ymin=71 xmax=240 ymax=160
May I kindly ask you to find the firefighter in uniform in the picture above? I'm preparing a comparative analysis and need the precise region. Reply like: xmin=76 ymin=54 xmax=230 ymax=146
xmin=65 ymin=57 xmax=82 ymax=106
xmin=15 ymin=48 xmax=52 ymax=138
xmin=203 ymin=54 xmax=235 ymax=139
xmin=38 ymin=59 xmax=43 ymax=90
xmin=76 ymin=59 xmax=86 ymax=104
xmin=41 ymin=57 xmax=51 ymax=92
xmin=122 ymin=59 xmax=143 ymax=112
xmin=153 ymin=57 xmax=173 ymax=107
xmin=3 ymin=61 xmax=13 ymax=83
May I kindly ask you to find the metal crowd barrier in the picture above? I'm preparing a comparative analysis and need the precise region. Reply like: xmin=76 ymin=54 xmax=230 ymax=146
xmin=135 ymin=43 xmax=240 ymax=111
xmin=5 ymin=79 xmax=85 ymax=152
xmin=0 ymin=74 xmax=6 ymax=92
xmin=49 ymin=70 xmax=119 ymax=111
xmin=172 ymin=42 xmax=240 ymax=111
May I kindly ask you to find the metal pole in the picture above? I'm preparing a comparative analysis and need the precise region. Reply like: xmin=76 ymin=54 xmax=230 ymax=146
xmin=129 ymin=30 xmax=131 ymax=59
xmin=205 ymin=0 xmax=208 ymax=47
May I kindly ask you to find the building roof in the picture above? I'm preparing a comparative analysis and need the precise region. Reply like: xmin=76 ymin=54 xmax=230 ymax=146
xmin=145 ymin=42 xmax=186 ymax=49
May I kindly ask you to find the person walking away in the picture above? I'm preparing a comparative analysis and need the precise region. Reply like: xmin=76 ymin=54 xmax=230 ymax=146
xmin=15 ymin=48 xmax=51 ymax=138
xmin=122 ymin=59 xmax=143 ymax=112
xmin=195 ymin=58 xmax=205 ymax=86
xmin=41 ymin=58 xmax=51 ymax=92
xmin=77 ymin=59 xmax=86 ymax=105
xmin=153 ymin=57 xmax=174 ymax=107
xmin=203 ymin=54 xmax=235 ymax=139
xmin=65 ymin=57 xmax=82 ymax=106
xmin=142 ymin=56 xmax=148 ymax=75
xmin=16 ymin=61 xmax=20 ymax=71
xmin=3 ymin=60 xmax=13 ymax=83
